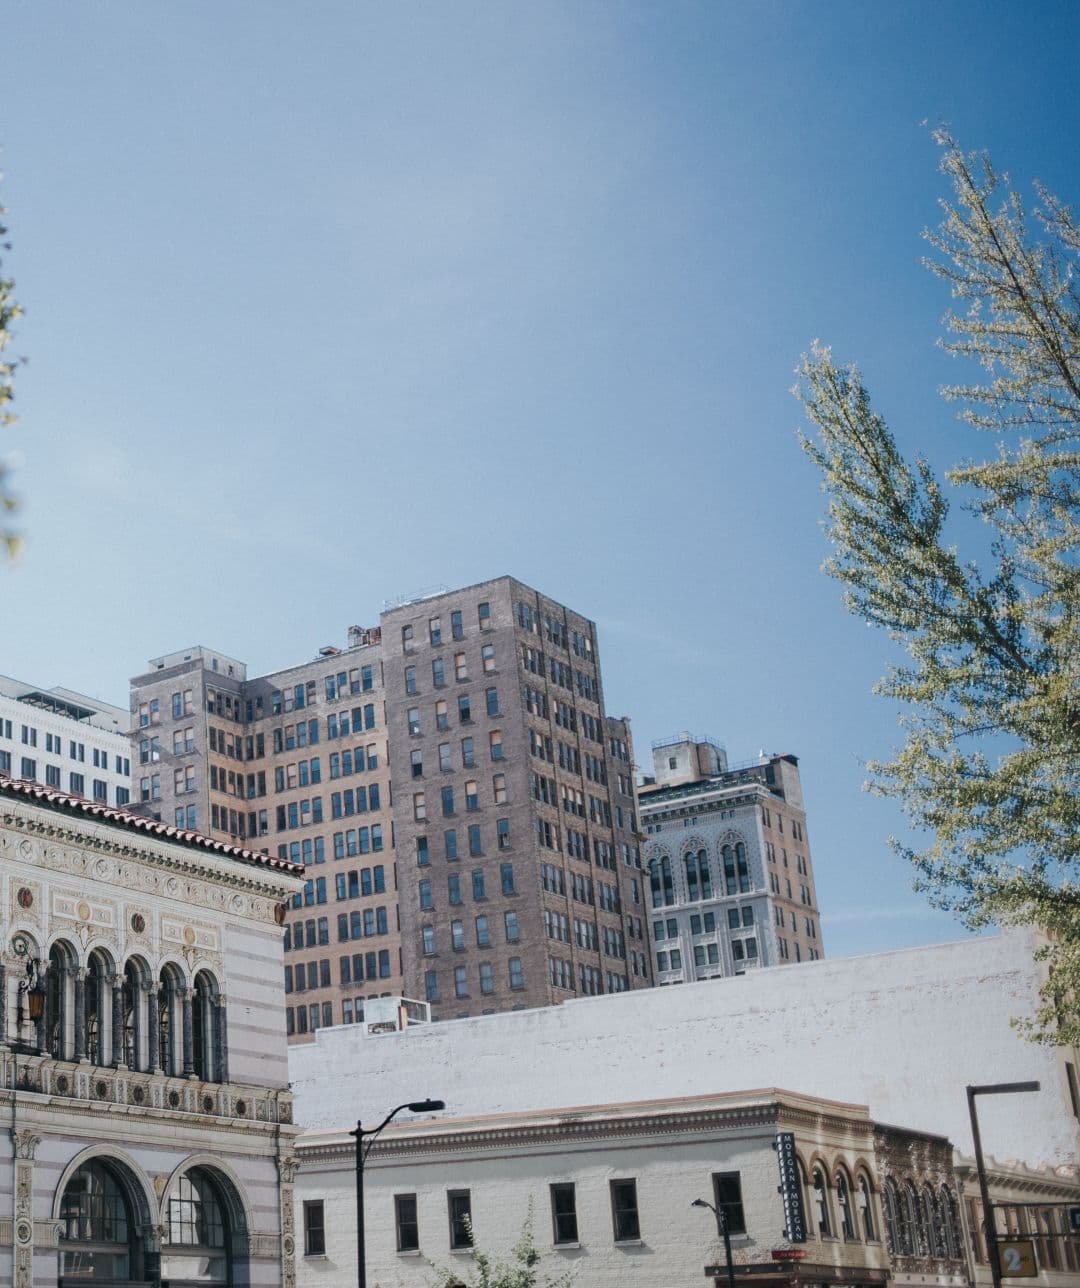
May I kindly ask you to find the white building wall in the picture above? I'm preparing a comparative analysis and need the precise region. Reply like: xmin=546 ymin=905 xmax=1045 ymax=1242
xmin=291 ymin=928 xmax=1080 ymax=1170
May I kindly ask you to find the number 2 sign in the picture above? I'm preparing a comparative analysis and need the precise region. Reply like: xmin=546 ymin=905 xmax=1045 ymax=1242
xmin=997 ymin=1240 xmax=1037 ymax=1278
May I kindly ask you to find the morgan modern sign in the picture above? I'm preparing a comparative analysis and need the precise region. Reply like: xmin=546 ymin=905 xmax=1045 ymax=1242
xmin=773 ymin=1131 xmax=807 ymax=1243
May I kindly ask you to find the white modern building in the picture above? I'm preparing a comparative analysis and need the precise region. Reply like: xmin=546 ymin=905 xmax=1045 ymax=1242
xmin=638 ymin=734 xmax=823 ymax=983
xmin=0 ymin=773 xmax=304 ymax=1287
xmin=290 ymin=928 xmax=1080 ymax=1287
xmin=0 ymin=674 xmax=131 ymax=807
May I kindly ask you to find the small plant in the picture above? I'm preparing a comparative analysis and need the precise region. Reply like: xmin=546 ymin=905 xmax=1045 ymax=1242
xmin=430 ymin=1206 xmax=576 ymax=1288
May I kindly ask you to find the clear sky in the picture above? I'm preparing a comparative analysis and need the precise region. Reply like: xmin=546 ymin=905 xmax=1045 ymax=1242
xmin=3 ymin=1 xmax=1077 ymax=957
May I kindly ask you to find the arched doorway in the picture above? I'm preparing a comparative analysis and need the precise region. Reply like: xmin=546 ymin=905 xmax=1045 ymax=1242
xmin=162 ymin=1165 xmax=247 ymax=1286
xmin=58 ymin=1157 xmax=153 ymax=1285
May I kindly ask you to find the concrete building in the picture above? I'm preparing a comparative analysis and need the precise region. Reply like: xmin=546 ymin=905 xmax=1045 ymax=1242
xmin=294 ymin=1089 xmax=969 ymax=1288
xmin=380 ymin=577 xmax=648 ymax=1019
xmin=128 ymin=632 xmax=401 ymax=1043
xmin=638 ymin=733 xmax=823 ymax=982
xmin=0 ymin=772 xmax=303 ymax=1287
xmin=290 ymin=928 xmax=1080 ymax=1284
xmin=0 ymin=674 xmax=131 ymax=808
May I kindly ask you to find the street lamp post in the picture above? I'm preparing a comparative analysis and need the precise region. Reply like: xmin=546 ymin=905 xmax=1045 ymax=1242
xmin=966 ymin=1081 xmax=1040 ymax=1288
xmin=352 ymin=1099 xmax=445 ymax=1288
xmin=692 ymin=1197 xmax=736 ymax=1288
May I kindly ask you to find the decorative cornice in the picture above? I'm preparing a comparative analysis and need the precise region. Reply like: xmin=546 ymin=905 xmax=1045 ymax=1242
xmin=1 ymin=798 xmax=301 ymax=905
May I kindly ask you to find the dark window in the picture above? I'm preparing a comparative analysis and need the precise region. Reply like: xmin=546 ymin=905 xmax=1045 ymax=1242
xmin=611 ymin=1179 xmax=640 ymax=1241
xmin=395 ymin=1193 xmax=419 ymax=1252
xmin=551 ymin=1183 xmax=578 ymax=1244
xmin=713 ymin=1172 xmax=746 ymax=1235
xmin=304 ymin=1200 xmax=326 ymax=1256
xmin=448 ymin=1190 xmax=472 ymax=1249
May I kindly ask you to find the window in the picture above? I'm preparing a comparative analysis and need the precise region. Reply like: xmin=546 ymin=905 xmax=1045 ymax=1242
xmin=838 ymin=1170 xmax=857 ymax=1240
xmin=501 ymin=862 xmax=515 ymax=894
xmin=465 ymin=780 xmax=478 ymax=811
xmin=713 ymin=1173 xmax=746 ymax=1235
xmin=468 ymin=825 xmax=482 ymax=857
xmin=493 ymin=773 xmax=507 ymax=804
xmin=482 ymin=644 xmax=495 ymax=672
xmin=303 ymin=1200 xmax=326 ymax=1256
xmin=451 ymin=609 xmax=463 ymax=640
xmin=422 ymin=926 xmax=436 ymax=955
xmin=432 ymin=658 xmax=445 ymax=688
xmin=508 ymin=956 xmax=524 ymax=989
xmin=435 ymin=699 xmax=449 ymax=731
xmin=504 ymin=911 xmax=519 ymax=941
xmin=448 ymin=1191 xmax=472 ymax=1249
xmin=551 ymin=1183 xmax=578 ymax=1245
xmin=497 ymin=817 xmax=510 ymax=850
xmin=425 ymin=970 xmax=438 ymax=1002
xmin=395 ymin=1194 xmax=419 ymax=1252
xmin=475 ymin=915 xmax=490 ymax=947
xmin=485 ymin=687 xmax=499 ymax=717
xmin=458 ymin=694 xmax=472 ymax=723
xmin=411 ymin=749 xmax=423 ymax=778
xmin=408 ymin=707 xmax=421 ymax=735
xmin=454 ymin=652 xmax=468 ymax=682
xmin=429 ymin=617 xmax=442 ymax=646
xmin=441 ymin=786 xmax=455 ymax=815
xmin=419 ymin=880 xmax=433 ymax=910
xmin=478 ymin=601 xmax=491 ymax=629
xmin=413 ymin=792 xmax=426 ymax=821
xmin=812 ymin=1167 xmax=833 ymax=1237
xmin=461 ymin=737 xmax=475 ymax=768
xmin=611 ymin=1179 xmax=640 ymax=1241
xmin=471 ymin=867 xmax=486 ymax=898
xmin=489 ymin=730 xmax=503 ymax=760
xmin=405 ymin=666 xmax=417 ymax=695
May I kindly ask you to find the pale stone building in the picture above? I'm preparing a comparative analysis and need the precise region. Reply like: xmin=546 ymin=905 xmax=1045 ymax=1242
xmin=0 ymin=773 xmax=303 ymax=1287
xmin=638 ymin=733 xmax=823 ymax=981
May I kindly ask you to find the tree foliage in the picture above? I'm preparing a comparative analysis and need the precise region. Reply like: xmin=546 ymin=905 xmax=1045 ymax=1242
xmin=797 ymin=131 xmax=1080 ymax=1044
xmin=430 ymin=1211 xmax=576 ymax=1288
xmin=0 ymin=170 xmax=23 ymax=557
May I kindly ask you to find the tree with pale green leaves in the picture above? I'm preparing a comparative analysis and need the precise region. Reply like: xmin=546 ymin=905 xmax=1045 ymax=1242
xmin=0 ymin=172 xmax=23 ymax=557
xmin=430 ymin=1211 xmax=576 ymax=1288
xmin=797 ymin=131 xmax=1080 ymax=1045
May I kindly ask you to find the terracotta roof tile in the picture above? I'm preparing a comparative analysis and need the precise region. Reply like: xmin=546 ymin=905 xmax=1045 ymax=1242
xmin=0 ymin=773 xmax=304 ymax=876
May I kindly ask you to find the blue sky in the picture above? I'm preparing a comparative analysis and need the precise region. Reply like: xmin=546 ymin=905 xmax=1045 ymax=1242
xmin=3 ymin=1 xmax=1077 ymax=956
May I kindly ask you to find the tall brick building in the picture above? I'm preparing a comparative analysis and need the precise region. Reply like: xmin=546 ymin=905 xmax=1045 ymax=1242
xmin=129 ymin=576 xmax=649 ymax=1033
xmin=382 ymin=577 xmax=648 ymax=1018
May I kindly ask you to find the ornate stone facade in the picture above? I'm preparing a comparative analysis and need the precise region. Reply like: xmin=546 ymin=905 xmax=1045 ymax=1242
xmin=0 ymin=776 xmax=303 ymax=1287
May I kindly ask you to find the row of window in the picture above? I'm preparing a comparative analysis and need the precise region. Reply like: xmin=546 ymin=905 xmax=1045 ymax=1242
xmin=4 ymin=724 xmax=125 ymax=774
xmin=2 ymin=754 xmax=129 ymax=805
xmin=401 ymin=604 xmax=490 ymax=651
xmin=423 ymin=956 xmax=525 ymax=1001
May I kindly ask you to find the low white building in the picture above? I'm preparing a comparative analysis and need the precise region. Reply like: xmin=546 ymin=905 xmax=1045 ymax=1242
xmin=295 ymin=1089 xmax=969 ymax=1288
xmin=290 ymin=928 xmax=1080 ymax=1287
xmin=0 ymin=674 xmax=131 ymax=807
xmin=0 ymin=773 xmax=304 ymax=1287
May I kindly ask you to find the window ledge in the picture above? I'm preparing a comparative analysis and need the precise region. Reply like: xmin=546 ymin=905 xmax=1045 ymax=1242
xmin=553 ymin=1242 xmax=581 ymax=1250
xmin=396 ymin=1249 xmax=422 ymax=1258
xmin=614 ymin=1238 xmax=644 ymax=1247
xmin=302 ymin=1253 xmax=328 ymax=1260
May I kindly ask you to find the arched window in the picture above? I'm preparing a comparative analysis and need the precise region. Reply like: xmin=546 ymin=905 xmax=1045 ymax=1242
xmin=857 ymin=1173 xmax=877 ymax=1242
xmin=660 ymin=856 xmax=674 ymax=906
xmin=46 ymin=942 xmax=77 ymax=1061
xmin=85 ymin=951 xmax=111 ymax=1066
xmin=158 ymin=966 xmax=183 ymax=1077
xmin=193 ymin=971 xmax=224 ymax=1083
xmin=164 ymin=1169 xmax=232 ymax=1284
xmin=121 ymin=960 xmax=145 ymax=1071
xmin=649 ymin=859 xmax=663 ymax=909
xmin=698 ymin=850 xmax=712 ymax=899
xmin=836 ymin=1169 xmax=856 ymax=1240
xmin=812 ymin=1166 xmax=832 ymax=1237
xmin=59 ymin=1159 xmax=143 ymax=1284
xmin=901 ymin=1180 xmax=921 ymax=1255
xmin=735 ymin=842 xmax=750 ymax=892
xmin=722 ymin=846 xmax=736 ymax=895
xmin=940 ymin=1188 xmax=960 ymax=1259
xmin=684 ymin=853 xmax=699 ymax=902
xmin=882 ymin=1179 xmax=901 ymax=1254
xmin=923 ymin=1185 xmax=941 ymax=1257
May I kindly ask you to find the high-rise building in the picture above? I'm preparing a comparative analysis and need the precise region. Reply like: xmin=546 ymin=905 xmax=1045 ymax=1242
xmin=381 ymin=577 xmax=649 ymax=1018
xmin=129 ymin=576 xmax=650 ymax=1034
xmin=0 ymin=673 xmax=131 ymax=806
xmin=637 ymin=733 xmax=823 ymax=981
xmin=129 ymin=633 xmax=401 ymax=1042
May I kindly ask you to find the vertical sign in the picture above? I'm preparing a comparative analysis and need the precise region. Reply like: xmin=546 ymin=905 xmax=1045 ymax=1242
xmin=774 ymin=1132 xmax=807 ymax=1243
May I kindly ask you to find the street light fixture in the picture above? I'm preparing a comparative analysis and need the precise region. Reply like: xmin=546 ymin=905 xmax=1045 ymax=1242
xmin=692 ymin=1197 xmax=736 ymax=1288
xmin=353 ymin=1099 xmax=445 ymax=1288
xmin=967 ymin=1081 xmax=1040 ymax=1288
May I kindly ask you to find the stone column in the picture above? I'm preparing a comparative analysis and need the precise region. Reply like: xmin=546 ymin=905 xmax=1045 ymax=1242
xmin=0 ymin=961 xmax=7 ymax=1043
xmin=12 ymin=1129 xmax=40 ymax=1288
xmin=110 ymin=973 xmax=125 ymax=1068
xmin=215 ymin=996 xmax=229 ymax=1085
xmin=181 ymin=986 xmax=195 ymax=1078
xmin=73 ymin=967 xmax=87 ymax=1062
xmin=146 ymin=983 xmax=160 ymax=1074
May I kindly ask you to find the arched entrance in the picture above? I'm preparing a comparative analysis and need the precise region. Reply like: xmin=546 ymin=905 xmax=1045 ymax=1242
xmin=57 ymin=1156 xmax=154 ymax=1286
xmin=162 ymin=1164 xmax=248 ymax=1286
